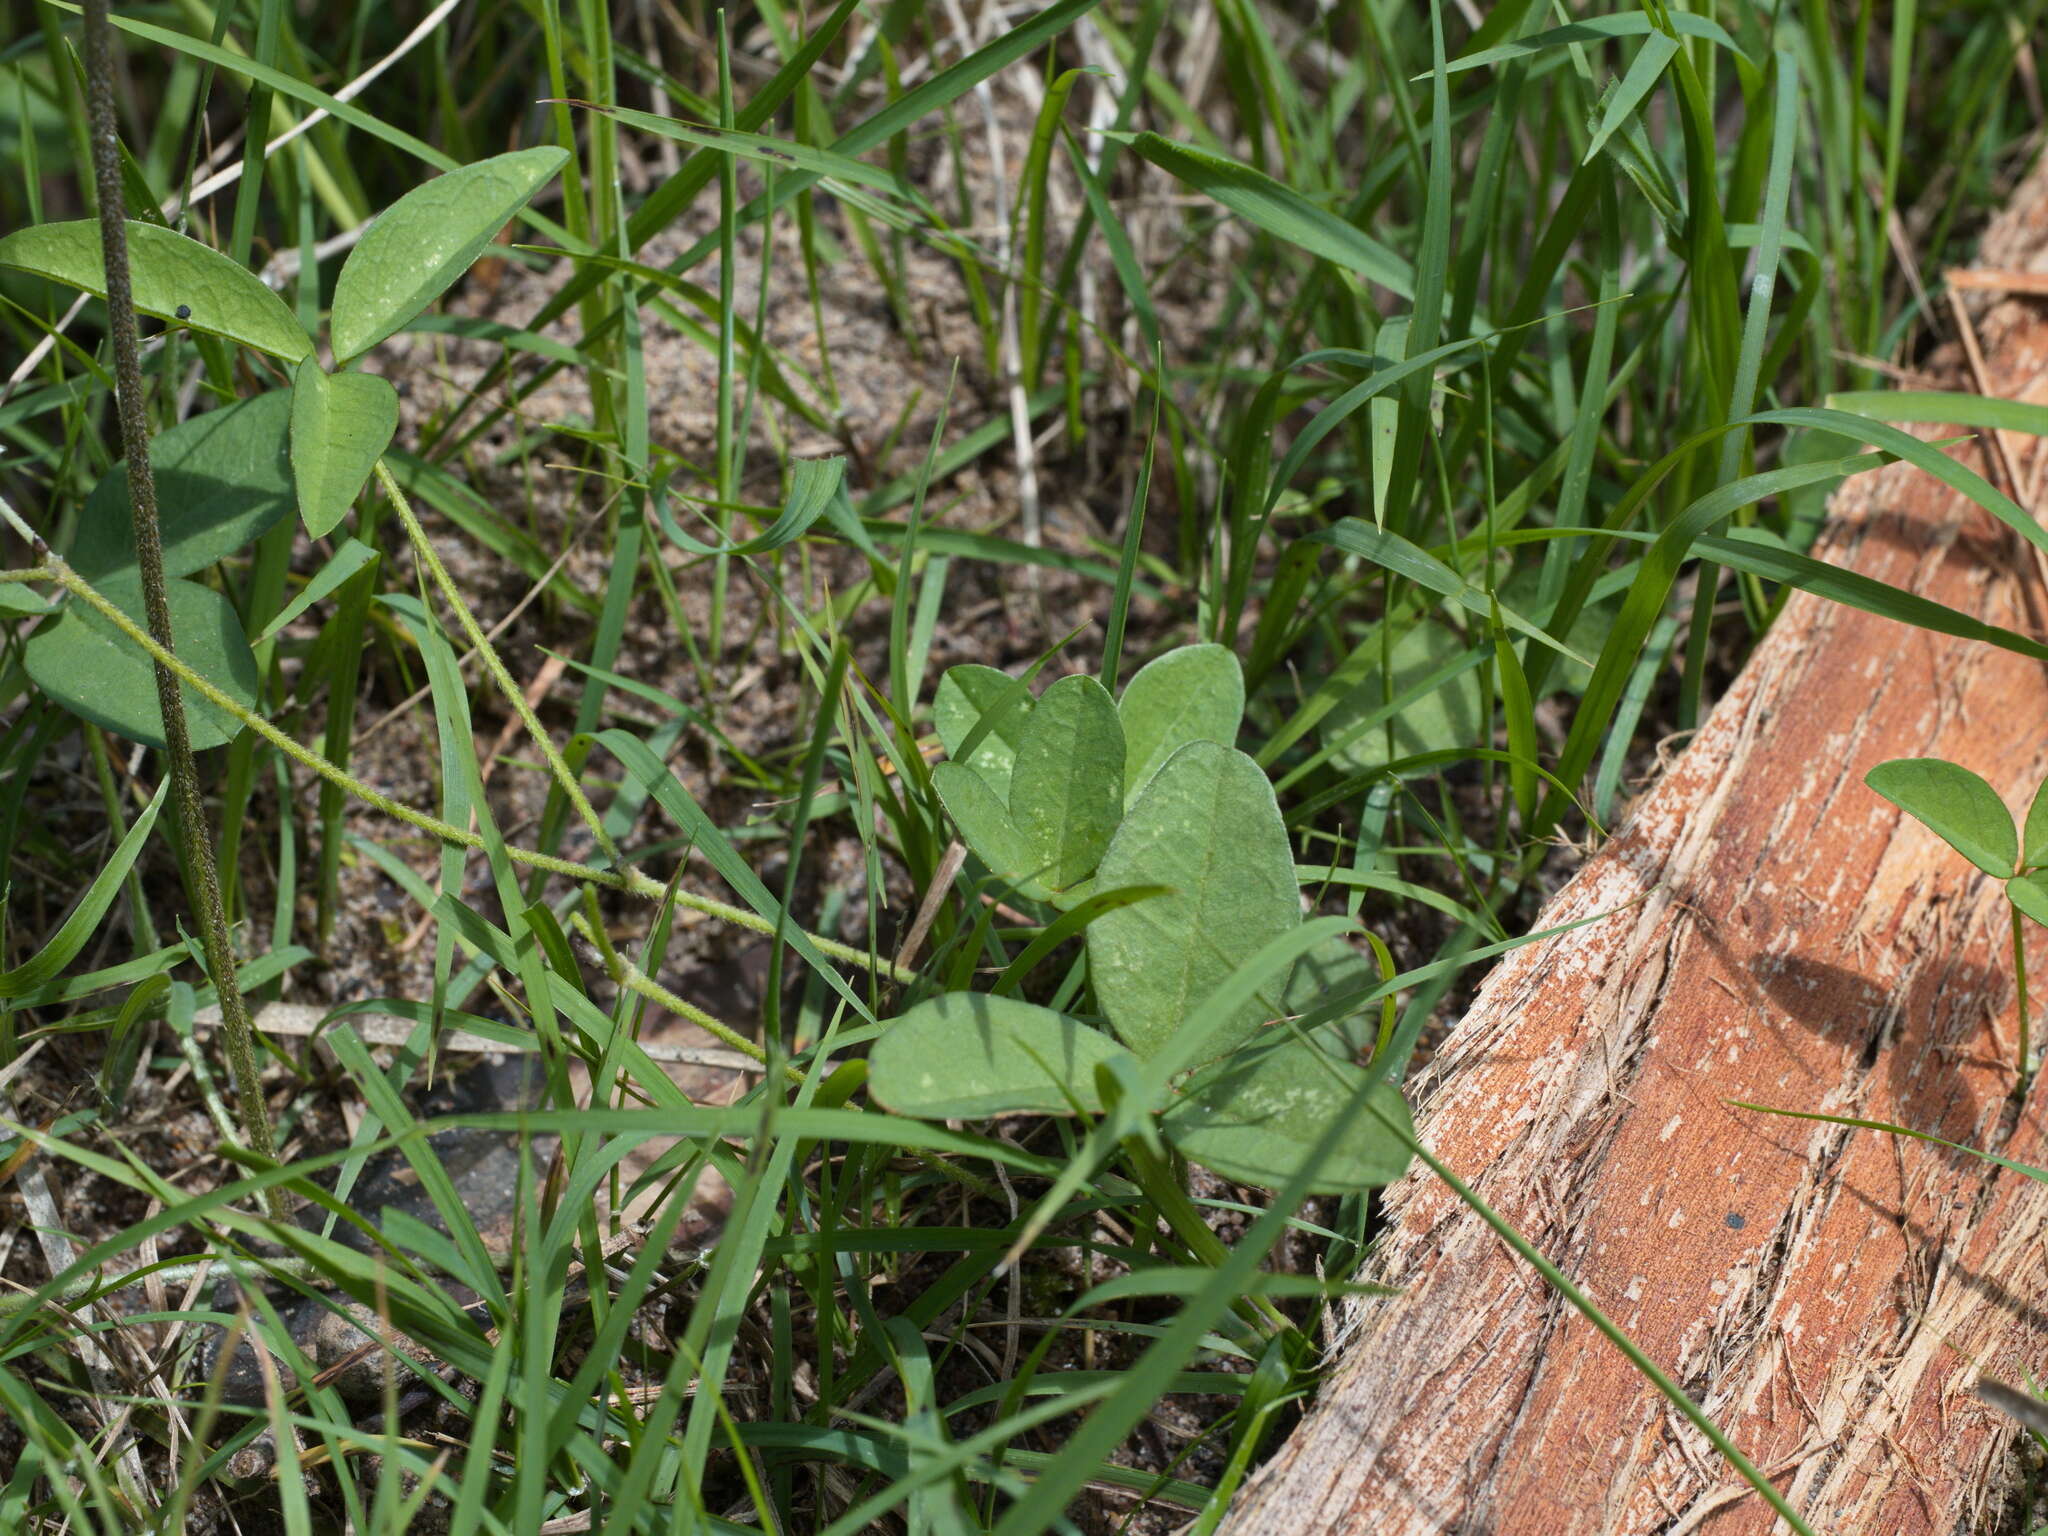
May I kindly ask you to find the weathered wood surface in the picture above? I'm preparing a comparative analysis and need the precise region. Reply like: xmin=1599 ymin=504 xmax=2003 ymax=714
xmin=1221 ymin=164 xmax=2048 ymax=1536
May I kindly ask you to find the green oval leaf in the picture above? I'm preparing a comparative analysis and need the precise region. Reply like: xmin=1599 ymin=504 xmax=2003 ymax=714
xmin=2026 ymin=781 xmax=2048 ymax=873
xmin=0 ymin=219 xmax=312 ymax=362
xmin=25 ymin=575 xmax=260 ymax=751
xmin=1117 ymin=643 xmax=1244 ymax=804
xmin=934 ymin=664 xmax=1035 ymax=803
xmin=1087 ymin=741 xmax=1299 ymax=1061
xmin=1324 ymin=619 xmax=1486 ymax=775
xmin=869 ymin=994 xmax=1126 ymax=1118
xmin=1866 ymin=758 xmax=2016 ymax=879
xmin=290 ymin=358 xmax=399 ymax=538
xmin=933 ymin=761 xmax=1047 ymax=899
xmin=2009 ymin=872 xmax=2048 ymax=930
xmin=1162 ymin=1042 xmax=1415 ymax=1194
xmin=70 ymin=390 xmax=296 ymax=581
xmin=1008 ymin=675 xmax=1124 ymax=891
xmin=330 ymin=146 xmax=570 ymax=362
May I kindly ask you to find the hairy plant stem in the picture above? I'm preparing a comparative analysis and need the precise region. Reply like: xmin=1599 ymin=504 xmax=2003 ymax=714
xmin=0 ymin=1255 xmax=326 ymax=1315
xmin=82 ymin=0 xmax=281 ymax=1210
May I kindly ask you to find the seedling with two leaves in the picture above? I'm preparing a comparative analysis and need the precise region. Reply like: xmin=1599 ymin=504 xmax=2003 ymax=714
xmin=1866 ymin=757 xmax=2048 ymax=1092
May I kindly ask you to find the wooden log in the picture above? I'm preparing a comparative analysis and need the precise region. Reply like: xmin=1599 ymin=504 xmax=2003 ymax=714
xmin=1221 ymin=162 xmax=2048 ymax=1536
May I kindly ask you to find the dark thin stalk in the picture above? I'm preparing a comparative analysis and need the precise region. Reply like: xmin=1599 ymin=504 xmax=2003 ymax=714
xmin=2014 ymin=904 xmax=2034 ymax=1099
xmin=83 ymin=0 xmax=279 ymax=1202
